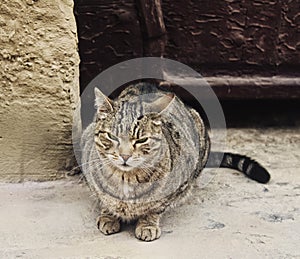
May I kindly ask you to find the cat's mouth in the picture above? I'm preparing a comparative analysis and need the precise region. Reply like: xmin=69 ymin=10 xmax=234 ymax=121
xmin=117 ymin=163 xmax=134 ymax=171
xmin=111 ymin=158 xmax=144 ymax=172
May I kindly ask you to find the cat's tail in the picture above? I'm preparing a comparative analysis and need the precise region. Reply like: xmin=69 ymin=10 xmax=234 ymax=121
xmin=206 ymin=152 xmax=270 ymax=184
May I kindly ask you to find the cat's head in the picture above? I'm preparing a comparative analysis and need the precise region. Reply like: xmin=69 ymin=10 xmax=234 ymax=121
xmin=93 ymin=88 xmax=174 ymax=171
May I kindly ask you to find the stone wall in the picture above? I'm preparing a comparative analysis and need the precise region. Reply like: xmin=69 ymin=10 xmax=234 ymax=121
xmin=0 ymin=0 xmax=80 ymax=181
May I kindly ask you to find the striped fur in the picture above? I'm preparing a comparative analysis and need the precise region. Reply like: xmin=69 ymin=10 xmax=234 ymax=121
xmin=207 ymin=152 xmax=270 ymax=183
xmin=81 ymin=82 xmax=270 ymax=241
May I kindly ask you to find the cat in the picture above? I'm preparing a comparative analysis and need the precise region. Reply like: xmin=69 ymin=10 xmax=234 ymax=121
xmin=80 ymin=82 xmax=270 ymax=242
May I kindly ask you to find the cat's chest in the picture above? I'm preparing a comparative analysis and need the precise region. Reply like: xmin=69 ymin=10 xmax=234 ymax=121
xmin=99 ymin=190 xmax=166 ymax=220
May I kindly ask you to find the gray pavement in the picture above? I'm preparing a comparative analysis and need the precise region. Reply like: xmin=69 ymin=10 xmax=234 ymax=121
xmin=0 ymin=128 xmax=299 ymax=259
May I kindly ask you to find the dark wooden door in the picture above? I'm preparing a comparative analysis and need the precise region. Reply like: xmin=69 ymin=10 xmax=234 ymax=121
xmin=74 ymin=0 xmax=300 ymax=99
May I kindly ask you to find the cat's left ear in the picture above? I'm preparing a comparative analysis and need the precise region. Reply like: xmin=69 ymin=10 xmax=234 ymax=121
xmin=151 ymin=93 xmax=175 ymax=114
xmin=94 ymin=88 xmax=113 ymax=119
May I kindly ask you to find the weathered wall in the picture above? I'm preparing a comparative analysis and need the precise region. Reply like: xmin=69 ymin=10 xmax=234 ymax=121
xmin=161 ymin=0 xmax=300 ymax=74
xmin=75 ymin=0 xmax=300 ymax=99
xmin=0 ymin=0 xmax=80 ymax=181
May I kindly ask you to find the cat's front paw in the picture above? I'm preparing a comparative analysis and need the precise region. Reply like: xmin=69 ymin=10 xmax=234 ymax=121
xmin=135 ymin=224 xmax=161 ymax=242
xmin=97 ymin=215 xmax=121 ymax=235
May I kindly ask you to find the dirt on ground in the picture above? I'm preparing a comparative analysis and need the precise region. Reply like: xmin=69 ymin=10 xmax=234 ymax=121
xmin=0 ymin=128 xmax=299 ymax=259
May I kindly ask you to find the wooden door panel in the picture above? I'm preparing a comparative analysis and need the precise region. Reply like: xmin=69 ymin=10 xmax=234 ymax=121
xmin=74 ymin=0 xmax=300 ymax=99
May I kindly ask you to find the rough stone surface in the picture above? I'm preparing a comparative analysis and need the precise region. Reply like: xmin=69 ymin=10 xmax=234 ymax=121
xmin=0 ymin=128 xmax=299 ymax=258
xmin=0 ymin=0 xmax=80 ymax=181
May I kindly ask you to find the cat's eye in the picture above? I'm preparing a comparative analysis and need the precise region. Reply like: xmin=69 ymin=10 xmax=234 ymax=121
xmin=107 ymin=132 xmax=118 ymax=141
xmin=135 ymin=137 xmax=148 ymax=144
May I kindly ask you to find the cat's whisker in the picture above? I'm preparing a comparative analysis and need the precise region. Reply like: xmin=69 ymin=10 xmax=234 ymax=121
xmin=139 ymin=166 xmax=155 ymax=179
xmin=141 ymin=162 xmax=165 ymax=174
xmin=89 ymin=161 xmax=113 ymax=171
xmin=89 ymin=192 xmax=97 ymax=198
xmin=84 ymin=161 xmax=112 ymax=172
xmin=75 ymin=173 xmax=86 ymax=184
xmin=71 ymin=158 xmax=107 ymax=169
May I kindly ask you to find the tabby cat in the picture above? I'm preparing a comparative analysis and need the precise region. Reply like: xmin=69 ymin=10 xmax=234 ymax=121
xmin=81 ymin=83 xmax=270 ymax=242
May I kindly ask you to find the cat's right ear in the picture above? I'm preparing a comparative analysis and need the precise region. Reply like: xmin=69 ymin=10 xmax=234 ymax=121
xmin=94 ymin=88 xmax=113 ymax=120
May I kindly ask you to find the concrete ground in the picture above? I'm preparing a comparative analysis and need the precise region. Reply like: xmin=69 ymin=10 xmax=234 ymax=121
xmin=0 ymin=127 xmax=299 ymax=259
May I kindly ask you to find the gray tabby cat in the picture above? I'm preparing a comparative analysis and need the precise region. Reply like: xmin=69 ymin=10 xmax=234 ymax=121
xmin=81 ymin=83 xmax=270 ymax=241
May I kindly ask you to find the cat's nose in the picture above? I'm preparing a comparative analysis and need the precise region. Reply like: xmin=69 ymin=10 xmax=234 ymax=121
xmin=120 ymin=154 xmax=131 ymax=163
